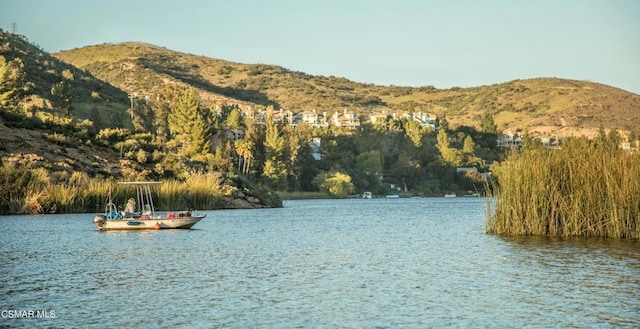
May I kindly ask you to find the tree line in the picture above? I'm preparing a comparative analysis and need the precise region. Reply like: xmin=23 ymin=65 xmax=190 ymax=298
xmin=117 ymin=87 xmax=501 ymax=197
xmin=2 ymin=53 xmax=502 ymax=198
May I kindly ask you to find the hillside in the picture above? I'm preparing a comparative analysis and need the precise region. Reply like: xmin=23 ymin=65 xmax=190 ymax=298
xmin=0 ymin=31 xmax=131 ymax=129
xmin=54 ymin=41 xmax=640 ymax=137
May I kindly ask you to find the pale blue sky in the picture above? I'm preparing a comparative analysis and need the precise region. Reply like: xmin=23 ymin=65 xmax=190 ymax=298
xmin=2 ymin=0 xmax=639 ymax=94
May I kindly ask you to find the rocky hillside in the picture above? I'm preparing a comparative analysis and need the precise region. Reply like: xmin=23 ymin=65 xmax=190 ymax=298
xmin=54 ymin=41 xmax=640 ymax=137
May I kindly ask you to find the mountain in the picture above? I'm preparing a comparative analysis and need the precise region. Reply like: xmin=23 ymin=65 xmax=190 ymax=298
xmin=54 ymin=41 xmax=640 ymax=137
xmin=2 ymin=30 xmax=639 ymax=176
xmin=0 ymin=31 xmax=130 ymax=175
xmin=0 ymin=31 xmax=131 ymax=129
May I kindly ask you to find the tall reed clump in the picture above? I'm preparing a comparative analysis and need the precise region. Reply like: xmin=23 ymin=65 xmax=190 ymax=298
xmin=156 ymin=171 xmax=225 ymax=211
xmin=486 ymin=138 xmax=640 ymax=239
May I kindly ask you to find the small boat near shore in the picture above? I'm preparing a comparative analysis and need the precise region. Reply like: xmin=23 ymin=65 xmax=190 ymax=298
xmin=93 ymin=181 xmax=206 ymax=231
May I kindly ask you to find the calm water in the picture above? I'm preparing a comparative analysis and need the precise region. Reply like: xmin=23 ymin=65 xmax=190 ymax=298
xmin=1 ymin=198 xmax=639 ymax=328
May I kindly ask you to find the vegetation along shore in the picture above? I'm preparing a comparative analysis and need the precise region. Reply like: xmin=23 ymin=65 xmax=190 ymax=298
xmin=486 ymin=134 xmax=640 ymax=239
xmin=2 ymin=29 xmax=640 ymax=236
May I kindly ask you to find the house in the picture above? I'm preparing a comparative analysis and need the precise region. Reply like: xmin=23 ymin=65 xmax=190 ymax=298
xmin=300 ymin=110 xmax=329 ymax=128
xmin=413 ymin=112 xmax=438 ymax=130
xmin=497 ymin=131 xmax=522 ymax=147
xmin=331 ymin=109 xmax=360 ymax=129
xmin=368 ymin=113 xmax=393 ymax=125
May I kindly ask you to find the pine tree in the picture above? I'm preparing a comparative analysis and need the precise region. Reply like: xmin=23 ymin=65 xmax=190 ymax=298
xmin=437 ymin=128 xmax=463 ymax=167
xmin=168 ymin=88 xmax=212 ymax=156
xmin=480 ymin=112 xmax=497 ymax=134
xmin=262 ymin=106 xmax=287 ymax=189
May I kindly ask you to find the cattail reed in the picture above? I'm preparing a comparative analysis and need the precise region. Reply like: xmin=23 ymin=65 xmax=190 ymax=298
xmin=486 ymin=138 xmax=640 ymax=239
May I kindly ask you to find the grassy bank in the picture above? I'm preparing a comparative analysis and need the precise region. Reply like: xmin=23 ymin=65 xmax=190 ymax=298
xmin=486 ymin=138 xmax=640 ymax=239
xmin=0 ymin=165 xmax=227 ymax=214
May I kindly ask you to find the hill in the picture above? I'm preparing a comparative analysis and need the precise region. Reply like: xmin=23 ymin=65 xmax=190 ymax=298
xmin=0 ymin=31 xmax=131 ymax=129
xmin=54 ymin=41 xmax=640 ymax=137
xmin=0 ymin=30 xmax=129 ymax=175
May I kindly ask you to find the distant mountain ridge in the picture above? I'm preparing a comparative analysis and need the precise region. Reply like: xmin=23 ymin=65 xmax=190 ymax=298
xmin=2 ymin=28 xmax=638 ymax=138
xmin=1 ymin=30 xmax=639 ymax=200
xmin=53 ymin=41 xmax=640 ymax=137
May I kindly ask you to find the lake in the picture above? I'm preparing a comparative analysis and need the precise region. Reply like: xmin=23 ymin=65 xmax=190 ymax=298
xmin=1 ymin=198 xmax=639 ymax=328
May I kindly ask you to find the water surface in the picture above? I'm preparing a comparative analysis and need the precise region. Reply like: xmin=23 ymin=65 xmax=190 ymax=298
xmin=1 ymin=198 xmax=638 ymax=328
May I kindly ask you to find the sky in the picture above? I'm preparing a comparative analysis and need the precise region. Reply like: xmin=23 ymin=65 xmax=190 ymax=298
xmin=1 ymin=0 xmax=639 ymax=94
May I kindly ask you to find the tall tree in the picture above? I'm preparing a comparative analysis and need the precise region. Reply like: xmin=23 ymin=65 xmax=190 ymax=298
xmin=225 ymin=107 xmax=244 ymax=129
xmin=168 ymin=88 xmax=212 ymax=156
xmin=404 ymin=120 xmax=425 ymax=147
xmin=437 ymin=128 xmax=463 ymax=167
xmin=50 ymin=80 xmax=73 ymax=117
xmin=480 ymin=112 xmax=497 ymax=134
xmin=234 ymin=139 xmax=254 ymax=175
xmin=262 ymin=106 xmax=287 ymax=189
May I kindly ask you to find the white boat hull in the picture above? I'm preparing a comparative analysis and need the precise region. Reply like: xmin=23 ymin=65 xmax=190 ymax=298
xmin=94 ymin=215 xmax=206 ymax=231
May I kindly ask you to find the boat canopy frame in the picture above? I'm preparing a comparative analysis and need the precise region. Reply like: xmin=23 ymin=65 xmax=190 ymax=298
xmin=118 ymin=181 xmax=162 ymax=216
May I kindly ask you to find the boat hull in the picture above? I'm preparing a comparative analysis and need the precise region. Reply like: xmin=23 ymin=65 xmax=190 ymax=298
xmin=94 ymin=215 xmax=206 ymax=231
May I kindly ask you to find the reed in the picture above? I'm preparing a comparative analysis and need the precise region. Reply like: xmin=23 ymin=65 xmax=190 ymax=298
xmin=486 ymin=138 xmax=640 ymax=239
xmin=0 ymin=164 xmax=227 ymax=214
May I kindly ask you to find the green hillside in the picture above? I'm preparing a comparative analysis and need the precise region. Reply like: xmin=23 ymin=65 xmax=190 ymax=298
xmin=54 ymin=41 xmax=640 ymax=136
xmin=0 ymin=31 xmax=131 ymax=129
xmin=2 ymin=30 xmax=639 ymax=214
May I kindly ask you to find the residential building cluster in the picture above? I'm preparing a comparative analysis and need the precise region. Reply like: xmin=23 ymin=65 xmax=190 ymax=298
xmin=239 ymin=108 xmax=439 ymax=131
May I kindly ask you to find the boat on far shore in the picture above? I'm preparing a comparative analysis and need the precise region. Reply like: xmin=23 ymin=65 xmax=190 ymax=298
xmin=444 ymin=192 xmax=457 ymax=198
xmin=93 ymin=181 xmax=206 ymax=231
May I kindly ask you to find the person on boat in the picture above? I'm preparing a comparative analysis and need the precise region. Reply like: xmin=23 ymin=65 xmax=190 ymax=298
xmin=142 ymin=204 xmax=152 ymax=216
xmin=124 ymin=198 xmax=136 ymax=217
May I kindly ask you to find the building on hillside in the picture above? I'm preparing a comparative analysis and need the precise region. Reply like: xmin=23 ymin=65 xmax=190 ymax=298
xmin=497 ymin=131 xmax=522 ymax=148
xmin=331 ymin=109 xmax=360 ymax=129
xmin=412 ymin=112 xmax=438 ymax=130
xmin=368 ymin=113 xmax=393 ymax=125
xmin=300 ymin=109 xmax=329 ymax=128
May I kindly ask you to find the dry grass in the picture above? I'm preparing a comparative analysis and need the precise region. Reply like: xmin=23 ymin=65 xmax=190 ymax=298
xmin=486 ymin=138 xmax=640 ymax=239
xmin=0 ymin=163 xmax=226 ymax=214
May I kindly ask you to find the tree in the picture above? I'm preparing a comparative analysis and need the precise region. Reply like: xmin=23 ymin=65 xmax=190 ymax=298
xmin=168 ymin=88 xmax=212 ymax=156
xmin=319 ymin=172 xmax=354 ymax=198
xmin=355 ymin=150 xmax=383 ymax=192
xmin=462 ymin=135 xmax=483 ymax=167
xmin=404 ymin=120 xmax=425 ymax=147
xmin=212 ymin=141 xmax=233 ymax=173
xmin=0 ymin=56 xmax=25 ymax=108
xmin=262 ymin=106 xmax=287 ymax=189
xmin=437 ymin=128 xmax=463 ymax=167
xmin=225 ymin=107 xmax=244 ymax=129
xmin=234 ymin=139 xmax=254 ymax=175
xmin=480 ymin=112 xmax=497 ymax=134
xmin=50 ymin=80 xmax=73 ymax=117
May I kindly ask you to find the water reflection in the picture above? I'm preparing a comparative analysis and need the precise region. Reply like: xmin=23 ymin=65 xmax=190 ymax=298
xmin=496 ymin=235 xmax=640 ymax=327
xmin=1 ymin=201 xmax=638 ymax=328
